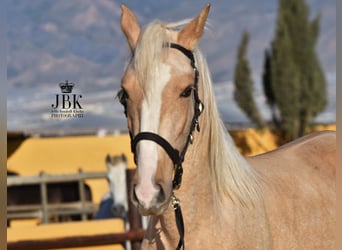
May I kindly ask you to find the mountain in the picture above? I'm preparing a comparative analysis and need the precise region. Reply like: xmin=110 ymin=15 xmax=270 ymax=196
xmin=6 ymin=0 xmax=336 ymax=133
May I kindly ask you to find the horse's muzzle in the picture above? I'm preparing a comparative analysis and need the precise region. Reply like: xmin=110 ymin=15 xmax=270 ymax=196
xmin=132 ymin=183 xmax=169 ymax=216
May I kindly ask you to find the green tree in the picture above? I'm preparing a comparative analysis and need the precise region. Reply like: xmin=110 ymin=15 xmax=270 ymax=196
xmin=233 ymin=30 xmax=264 ymax=128
xmin=262 ymin=0 xmax=327 ymax=141
xmin=262 ymin=49 xmax=279 ymax=127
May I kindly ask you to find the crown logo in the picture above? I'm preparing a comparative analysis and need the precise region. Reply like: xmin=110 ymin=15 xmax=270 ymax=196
xmin=59 ymin=80 xmax=75 ymax=93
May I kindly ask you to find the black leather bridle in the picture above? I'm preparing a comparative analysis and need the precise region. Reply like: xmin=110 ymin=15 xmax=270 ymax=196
xmin=120 ymin=43 xmax=204 ymax=250
xmin=131 ymin=43 xmax=204 ymax=190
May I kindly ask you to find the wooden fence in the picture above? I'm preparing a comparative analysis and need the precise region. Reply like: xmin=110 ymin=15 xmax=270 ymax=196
xmin=7 ymin=169 xmax=144 ymax=250
xmin=7 ymin=169 xmax=106 ymax=223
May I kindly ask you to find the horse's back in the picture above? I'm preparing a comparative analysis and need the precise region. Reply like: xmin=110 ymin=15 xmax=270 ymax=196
xmin=250 ymin=130 xmax=335 ymax=178
xmin=248 ymin=131 xmax=336 ymax=249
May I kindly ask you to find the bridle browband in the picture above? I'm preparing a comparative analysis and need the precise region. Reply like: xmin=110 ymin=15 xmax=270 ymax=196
xmin=127 ymin=43 xmax=204 ymax=250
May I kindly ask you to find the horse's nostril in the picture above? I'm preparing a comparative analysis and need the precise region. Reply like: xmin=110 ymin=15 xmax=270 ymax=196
xmin=156 ymin=184 xmax=166 ymax=203
xmin=132 ymin=183 xmax=167 ymax=211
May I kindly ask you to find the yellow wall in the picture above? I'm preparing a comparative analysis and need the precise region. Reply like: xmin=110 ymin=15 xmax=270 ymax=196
xmin=7 ymin=134 xmax=135 ymax=203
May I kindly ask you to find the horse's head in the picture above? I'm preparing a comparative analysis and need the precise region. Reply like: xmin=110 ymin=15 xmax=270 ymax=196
xmin=105 ymin=154 xmax=128 ymax=203
xmin=119 ymin=4 xmax=210 ymax=215
xmin=105 ymin=154 xmax=127 ymax=173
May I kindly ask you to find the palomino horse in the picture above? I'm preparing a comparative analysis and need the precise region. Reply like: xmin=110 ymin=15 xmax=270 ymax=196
xmin=118 ymin=4 xmax=335 ymax=249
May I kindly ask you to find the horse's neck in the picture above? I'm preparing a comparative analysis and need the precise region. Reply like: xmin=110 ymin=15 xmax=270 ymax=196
xmin=144 ymin=118 xmax=271 ymax=249
xmin=145 ymin=119 xmax=221 ymax=248
xmin=180 ymin=124 xmax=214 ymax=208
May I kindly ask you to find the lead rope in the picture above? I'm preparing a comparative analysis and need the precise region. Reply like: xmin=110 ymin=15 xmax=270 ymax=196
xmin=172 ymin=194 xmax=185 ymax=250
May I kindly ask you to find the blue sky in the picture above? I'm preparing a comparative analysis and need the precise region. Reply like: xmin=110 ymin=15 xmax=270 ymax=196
xmin=6 ymin=0 xmax=336 ymax=134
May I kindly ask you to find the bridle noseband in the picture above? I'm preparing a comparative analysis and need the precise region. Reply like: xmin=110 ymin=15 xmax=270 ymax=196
xmin=125 ymin=43 xmax=204 ymax=250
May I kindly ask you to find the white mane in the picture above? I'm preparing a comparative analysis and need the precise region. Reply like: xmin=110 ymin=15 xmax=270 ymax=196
xmin=132 ymin=21 xmax=262 ymax=207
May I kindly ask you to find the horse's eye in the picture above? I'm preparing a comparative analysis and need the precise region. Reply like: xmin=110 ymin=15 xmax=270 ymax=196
xmin=117 ymin=88 xmax=129 ymax=106
xmin=180 ymin=86 xmax=193 ymax=98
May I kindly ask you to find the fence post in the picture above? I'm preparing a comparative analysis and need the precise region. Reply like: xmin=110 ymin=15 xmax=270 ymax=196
xmin=126 ymin=169 xmax=143 ymax=250
xmin=39 ymin=171 xmax=48 ymax=224
xmin=78 ymin=168 xmax=87 ymax=221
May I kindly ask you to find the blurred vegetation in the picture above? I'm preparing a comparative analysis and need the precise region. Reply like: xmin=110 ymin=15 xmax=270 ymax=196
xmin=233 ymin=30 xmax=265 ymax=129
xmin=233 ymin=0 xmax=327 ymax=144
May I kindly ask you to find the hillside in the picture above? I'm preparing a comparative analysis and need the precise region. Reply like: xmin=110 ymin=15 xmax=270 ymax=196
xmin=7 ymin=0 xmax=336 ymax=131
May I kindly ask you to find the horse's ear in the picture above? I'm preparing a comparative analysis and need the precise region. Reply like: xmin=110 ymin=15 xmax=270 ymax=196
xmin=177 ymin=4 xmax=210 ymax=50
xmin=121 ymin=5 xmax=141 ymax=52
xmin=121 ymin=153 xmax=127 ymax=163
xmin=105 ymin=154 xmax=111 ymax=164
